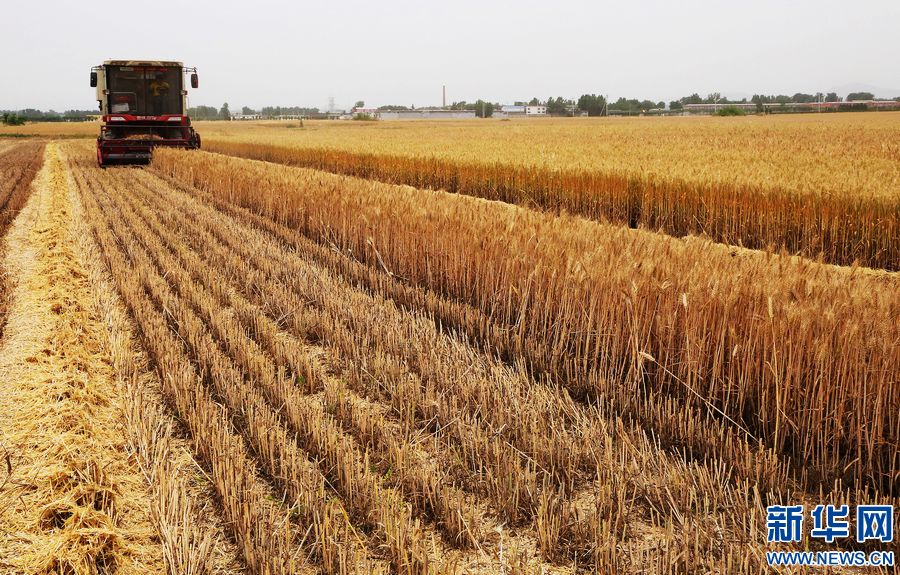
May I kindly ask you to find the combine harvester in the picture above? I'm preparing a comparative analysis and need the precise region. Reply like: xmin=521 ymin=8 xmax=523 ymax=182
xmin=90 ymin=60 xmax=201 ymax=166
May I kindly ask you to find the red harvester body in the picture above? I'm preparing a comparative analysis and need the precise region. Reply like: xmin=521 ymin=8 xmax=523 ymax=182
xmin=91 ymin=60 xmax=201 ymax=166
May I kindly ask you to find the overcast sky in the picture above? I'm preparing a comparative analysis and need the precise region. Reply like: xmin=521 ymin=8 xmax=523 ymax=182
xmin=3 ymin=0 xmax=899 ymax=111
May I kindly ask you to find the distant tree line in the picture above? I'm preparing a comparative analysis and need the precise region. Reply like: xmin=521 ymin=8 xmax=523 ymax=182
xmin=254 ymin=106 xmax=320 ymax=117
xmin=405 ymin=90 xmax=900 ymax=118
xmin=186 ymin=104 xmax=322 ymax=120
xmin=377 ymin=104 xmax=415 ymax=111
xmin=9 ymin=90 xmax=900 ymax=126
xmin=1 ymin=112 xmax=25 ymax=126
xmin=668 ymin=92 xmax=899 ymax=113
xmin=610 ymin=97 xmax=664 ymax=113
xmin=1 ymin=109 xmax=98 ymax=124
xmin=186 ymin=105 xmax=221 ymax=120
xmin=432 ymin=90 xmax=900 ymax=118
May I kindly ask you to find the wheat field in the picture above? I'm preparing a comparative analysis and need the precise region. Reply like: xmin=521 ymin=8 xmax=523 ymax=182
xmin=0 ymin=114 xmax=897 ymax=574
xmin=203 ymin=115 xmax=900 ymax=268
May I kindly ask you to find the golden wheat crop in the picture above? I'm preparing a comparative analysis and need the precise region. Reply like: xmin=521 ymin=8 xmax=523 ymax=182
xmin=203 ymin=115 xmax=900 ymax=269
xmin=17 ymin=113 xmax=900 ymax=200
xmin=14 ymin=115 xmax=900 ymax=267
xmin=201 ymin=115 xmax=900 ymax=200
xmin=15 ymin=133 xmax=891 ymax=574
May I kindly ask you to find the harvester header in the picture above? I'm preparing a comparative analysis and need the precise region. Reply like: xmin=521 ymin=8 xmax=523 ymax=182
xmin=90 ymin=59 xmax=201 ymax=166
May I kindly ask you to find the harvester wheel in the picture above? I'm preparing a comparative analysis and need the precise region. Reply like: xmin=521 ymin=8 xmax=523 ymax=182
xmin=96 ymin=145 xmax=105 ymax=168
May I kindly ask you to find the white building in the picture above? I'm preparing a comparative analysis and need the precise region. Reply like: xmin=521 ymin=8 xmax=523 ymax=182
xmin=500 ymin=105 xmax=526 ymax=115
xmin=498 ymin=105 xmax=547 ymax=117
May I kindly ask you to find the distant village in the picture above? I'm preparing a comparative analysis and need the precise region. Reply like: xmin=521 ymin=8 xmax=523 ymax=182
xmin=230 ymin=98 xmax=900 ymax=121
xmin=231 ymin=105 xmax=550 ymax=121
xmin=4 ymin=91 xmax=899 ymax=126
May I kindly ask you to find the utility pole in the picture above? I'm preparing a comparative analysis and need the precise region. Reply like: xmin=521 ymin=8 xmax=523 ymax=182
xmin=443 ymin=85 xmax=446 ymax=109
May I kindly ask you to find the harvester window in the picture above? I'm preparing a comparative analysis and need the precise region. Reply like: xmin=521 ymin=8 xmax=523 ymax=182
xmin=105 ymin=65 xmax=183 ymax=116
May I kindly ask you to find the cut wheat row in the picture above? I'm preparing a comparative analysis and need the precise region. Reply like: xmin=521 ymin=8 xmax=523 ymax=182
xmin=75 ymin=155 xmax=460 ymax=574
xmin=61 ymin=146 xmax=237 ymax=574
xmin=107 ymin=173 xmax=458 ymax=575
xmin=101 ymin=146 xmax=555 ymax=571
xmin=86 ymin=164 xmax=401 ymax=574
xmin=139 ymin=164 xmax=587 ymax=519
xmin=122 ymin=152 xmax=782 ymax=571
xmin=154 ymin=149 xmax=900 ymax=496
xmin=82 ymin=150 xmax=591 ymax=573
xmin=118 ymin=172 xmax=487 ymax=552
xmin=128 ymin=165 xmax=546 ymax=523
xmin=73 ymin=167 xmax=307 ymax=575
xmin=0 ymin=141 xmax=45 ymax=336
xmin=159 ymin=164 xmax=793 ymax=500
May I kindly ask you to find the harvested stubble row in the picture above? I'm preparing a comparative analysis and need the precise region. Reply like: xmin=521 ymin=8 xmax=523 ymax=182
xmin=69 ymin=144 xmax=507 ymax=574
xmin=125 ymin=170 xmax=537 ymax=550
xmin=114 ymin=179 xmax=488 ymax=554
xmin=73 ymin=160 xmax=324 ymax=575
xmin=0 ymin=143 xmax=172 ymax=574
xmin=58 ymin=139 xmax=788 ymax=573
xmin=158 ymin=166 xmax=788 ymax=499
xmin=81 ymin=162 xmax=412 ymax=574
xmin=154 ymin=149 xmax=900 ymax=499
xmin=62 ymin=145 xmax=244 ymax=575
xmin=0 ymin=140 xmax=45 ymax=334
xmin=106 ymin=173 xmax=442 ymax=575
xmin=101 ymin=146 xmax=777 ymax=573
xmin=70 ymin=146 xmax=532 ymax=574
xmin=128 ymin=169 xmax=555 ymax=522
xmin=203 ymin=140 xmax=900 ymax=270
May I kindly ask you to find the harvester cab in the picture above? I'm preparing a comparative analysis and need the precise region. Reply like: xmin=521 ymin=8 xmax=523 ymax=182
xmin=91 ymin=60 xmax=201 ymax=166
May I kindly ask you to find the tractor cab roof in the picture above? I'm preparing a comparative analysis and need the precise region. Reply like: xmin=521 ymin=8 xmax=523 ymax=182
xmin=103 ymin=60 xmax=184 ymax=67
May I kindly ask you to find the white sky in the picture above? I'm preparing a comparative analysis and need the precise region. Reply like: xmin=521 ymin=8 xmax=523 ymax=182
xmin=2 ymin=0 xmax=899 ymax=111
